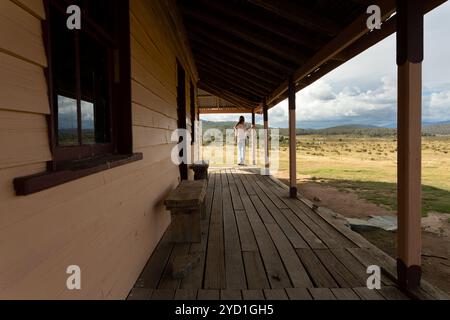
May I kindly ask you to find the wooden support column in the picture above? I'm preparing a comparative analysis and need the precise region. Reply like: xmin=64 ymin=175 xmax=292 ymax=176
xmin=396 ymin=0 xmax=423 ymax=290
xmin=251 ymin=110 xmax=257 ymax=166
xmin=263 ymin=102 xmax=270 ymax=175
xmin=288 ymin=76 xmax=298 ymax=198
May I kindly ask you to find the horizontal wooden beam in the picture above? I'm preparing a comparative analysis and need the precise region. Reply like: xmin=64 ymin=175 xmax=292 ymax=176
xmin=199 ymin=82 xmax=259 ymax=109
xmin=199 ymin=80 xmax=261 ymax=104
xmin=190 ymin=37 xmax=284 ymax=80
xmin=196 ymin=60 xmax=273 ymax=94
xmin=181 ymin=5 xmax=309 ymax=65
xmin=199 ymin=107 xmax=254 ymax=114
xmin=247 ymin=0 xmax=341 ymax=36
xmin=193 ymin=49 xmax=280 ymax=87
xmin=199 ymin=69 xmax=267 ymax=99
xmin=185 ymin=22 xmax=295 ymax=74
xmin=193 ymin=0 xmax=323 ymax=50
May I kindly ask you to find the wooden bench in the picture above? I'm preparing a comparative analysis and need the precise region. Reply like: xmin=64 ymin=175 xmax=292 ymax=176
xmin=164 ymin=180 xmax=207 ymax=243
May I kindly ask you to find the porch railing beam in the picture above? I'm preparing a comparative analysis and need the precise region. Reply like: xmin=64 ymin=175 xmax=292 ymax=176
xmin=396 ymin=0 xmax=424 ymax=290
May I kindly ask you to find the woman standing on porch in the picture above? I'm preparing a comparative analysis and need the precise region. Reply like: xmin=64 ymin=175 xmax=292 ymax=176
xmin=235 ymin=116 xmax=253 ymax=166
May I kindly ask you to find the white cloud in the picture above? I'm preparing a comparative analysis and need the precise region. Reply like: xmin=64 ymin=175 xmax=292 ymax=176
xmin=268 ymin=78 xmax=398 ymax=128
xmin=425 ymin=90 xmax=450 ymax=121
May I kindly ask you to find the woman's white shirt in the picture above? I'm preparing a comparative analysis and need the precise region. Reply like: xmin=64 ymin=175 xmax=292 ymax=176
xmin=235 ymin=124 xmax=247 ymax=141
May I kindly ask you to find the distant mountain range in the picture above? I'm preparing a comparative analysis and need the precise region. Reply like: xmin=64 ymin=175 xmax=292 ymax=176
xmin=200 ymin=120 xmax=450 ymax=136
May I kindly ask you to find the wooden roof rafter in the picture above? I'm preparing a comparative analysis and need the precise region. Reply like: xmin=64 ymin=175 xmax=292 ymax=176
xmin=196 ymin=60 xmax=274 ymax=93
xmin=184 ymin=21 xmax=297 ymax=74
xmin=179 ymin=2 xmax=313 ymax=65
xmin=199 ymin=72 xmax=267 ymax=101
xmin=189 ymin=36 xmax=285 ymax=80
xmin=246 ymin=0 xmax=343 ymax=36
xmin=196 ymin=0 xmax=325 ymax=50
xmin=192 ymin=50 xmax=280 ymax=87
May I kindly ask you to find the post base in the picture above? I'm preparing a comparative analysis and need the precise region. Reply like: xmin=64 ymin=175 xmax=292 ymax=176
xmin=290 ymin=187 xmax=298 ymax=199
xmin=397 ymin=259 xmax=422 ymax=290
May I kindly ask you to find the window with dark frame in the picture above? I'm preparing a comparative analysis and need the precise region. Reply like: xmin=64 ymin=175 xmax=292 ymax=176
xmin=13 ymin=0 xmax=138 ymax=196
xmin=49 ymin=0 xmax=117 ymax=162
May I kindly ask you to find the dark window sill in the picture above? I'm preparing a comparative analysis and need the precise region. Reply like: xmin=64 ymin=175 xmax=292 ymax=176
xmin=14 ymin=153 xmax=143 ymax=196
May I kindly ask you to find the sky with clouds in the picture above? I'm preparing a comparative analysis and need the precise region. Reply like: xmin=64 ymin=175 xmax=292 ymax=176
xmin=201 ymin=2 xmax=450 ymax=129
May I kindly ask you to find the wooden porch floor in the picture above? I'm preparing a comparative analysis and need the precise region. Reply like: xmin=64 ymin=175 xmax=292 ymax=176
xmin=128 ymin=169 xmax=447 ymax=300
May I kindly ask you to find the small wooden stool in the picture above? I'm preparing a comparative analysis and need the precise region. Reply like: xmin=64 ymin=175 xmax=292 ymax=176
xmin=164 ymin=180 xmax=207 ymax=243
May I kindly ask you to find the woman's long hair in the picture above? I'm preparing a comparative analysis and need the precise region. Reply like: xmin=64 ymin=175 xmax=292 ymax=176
xmin=235 ymin=116 xmax=245 ymax=128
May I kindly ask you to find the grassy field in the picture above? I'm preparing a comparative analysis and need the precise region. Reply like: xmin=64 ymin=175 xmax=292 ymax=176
xmin=203 ymin=135 xmax=450 ymax=216
xmin=276 ymin=135 xmax=450 ymax=216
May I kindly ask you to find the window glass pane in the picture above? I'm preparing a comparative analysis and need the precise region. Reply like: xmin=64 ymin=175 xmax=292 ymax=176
xmin=50 ymin=5 xmax=78 ymax=146
xmin=80 ymin=33 xmax=111 ymax=144
xmin=57 ymin=96 xmax=79 ymax=146
xmin=81 ymin=101 xmax=95 ymax=145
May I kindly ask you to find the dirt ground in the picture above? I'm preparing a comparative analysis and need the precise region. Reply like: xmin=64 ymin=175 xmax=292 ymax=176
xmin=279 ymin=177 xmax=450 ymax=295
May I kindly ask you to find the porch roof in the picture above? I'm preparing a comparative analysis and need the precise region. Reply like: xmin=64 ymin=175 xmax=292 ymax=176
xmin=177 ymin=0 xmax=445 ymax=113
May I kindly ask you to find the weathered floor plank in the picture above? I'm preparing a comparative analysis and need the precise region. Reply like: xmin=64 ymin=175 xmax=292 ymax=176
xmin=174 ymin=289 xmax=197 ymax=300
xmin=158 ymin=243 xmax=190 ymax=289
xmin=243 ymin=251 xmax=271 ymax=290
xmin=221 ymin=290 xmax=243 ymax=300
xmin=248 ymin=174 xmax=309 ymax=249
xmin=136 ymin=231 xmax=174 ymax=289
xmin=128 ymin=288 xmax=153 ymax=300
xmin=235 ymin=210 xmax=259 ymax=252
xmin=315 ymin=249 xmax=362 ymax=288
xmin=353 ymin=287 xmax=385 ymax=300
xmin=286 ymin=288 xmax=312 ymax=300
xmin=296 ymin=249 xmax=338 ymax=288
xmin=264 ymin=289 xmax=288 ymax=300
xmin=265 ymin=223 xmax=313 ymax=288
xmin=204 ymin=173 xmax=226 ymax=289
xmin=222 ymin=173 xmax=247 ymax=289
xmin=309 ymin=288 xmax=336 ymax=300
xmin=242 ymin=290 xmax=266 ymax=300
xmin=331 ymin=288 xmax=361 ymax=300
xmin=379 ymin=287 xmax=410 ymax=300
xmin=151 ymin=289 xmax=176 ymax=300
xmin=197 ymin=289 xmax=220 ymax=300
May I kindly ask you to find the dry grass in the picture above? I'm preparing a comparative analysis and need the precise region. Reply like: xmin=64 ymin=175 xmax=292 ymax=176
xmin=203 ymin=135 xmax=450 ymax=215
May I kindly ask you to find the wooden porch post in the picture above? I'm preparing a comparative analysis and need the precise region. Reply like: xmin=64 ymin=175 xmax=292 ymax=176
xmin=263 ymin=102 xmax=270 ymax=175
xmin=396 ymin=0 xmax=423 ymax=290
xmin=251 ymin=110 xmax=257 ymax=166
xmin=288 ymin=76 xmax=297 ymax=198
